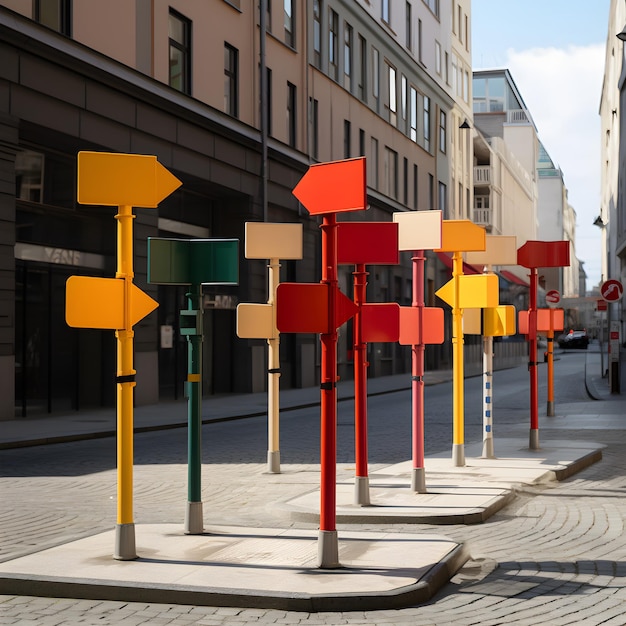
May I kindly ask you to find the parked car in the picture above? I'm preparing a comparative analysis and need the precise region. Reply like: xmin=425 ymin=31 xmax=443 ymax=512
xmin=558 ymin=330 xmax=589 ymax=349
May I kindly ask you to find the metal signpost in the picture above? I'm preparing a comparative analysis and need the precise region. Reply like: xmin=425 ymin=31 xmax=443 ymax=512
xmin=337 ymin=221 xmax=399 ymax=505
xmin=237 ymin=222 xmax=303 ymax=474
xmin=277 ymin=157 xmax=364 ymax=568
xmin=601 ymin=279 xmax=624 ymax=393
xmin=465 ymin=235 xmax=517 ymax=458
xmin=393 ymin=210 xmax=443 ymax=492
xmin=435 ymin=221 xmax=493 ymax=467
xmin=66 ymin=151 xmax=181 ymax=560
xmin=517 ymin=240 xmax=570 ymax=450
xmin=147 ymin=237 xmax=239 ymax=534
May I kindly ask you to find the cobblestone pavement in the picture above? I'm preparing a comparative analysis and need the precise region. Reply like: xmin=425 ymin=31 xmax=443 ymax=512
xmin=2 ymin=353 xmax=626 ymax=624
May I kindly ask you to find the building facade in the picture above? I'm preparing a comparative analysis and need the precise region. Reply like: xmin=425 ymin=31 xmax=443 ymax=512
xmin=1 ymin=1 xmax=480 ymax=420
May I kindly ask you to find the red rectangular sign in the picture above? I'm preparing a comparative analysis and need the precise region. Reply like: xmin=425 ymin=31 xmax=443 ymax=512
xmin=276 ymin=283 xmax=328 ymax=333
xmin=597 ymin=299 xmax=607 ymax=311
xmin=337 ymin=222 xmax=399 ymax=265
xmin=361 ymin=303 xmax=400 ymax=342
xmin=518 ymin=308 xmax=565 ymax=334
xmin=517 ymin=240 xmax=570 ymax=269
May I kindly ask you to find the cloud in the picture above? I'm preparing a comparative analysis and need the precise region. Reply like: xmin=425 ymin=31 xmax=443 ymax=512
xmin=503 ymin=44 xmax=605 ymax=287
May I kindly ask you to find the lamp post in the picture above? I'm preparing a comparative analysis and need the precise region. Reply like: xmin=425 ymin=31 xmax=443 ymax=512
xmin=593 ymin=215 xmax=607 ymax=378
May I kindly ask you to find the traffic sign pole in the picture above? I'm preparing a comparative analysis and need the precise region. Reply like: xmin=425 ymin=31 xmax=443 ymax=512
xmin=319 ymin=213 xmax=340 ymax=569
xmin=353 ymin=264 xmax=370 ymax=506
xmin=451 ymin=250 xmax=465 ymax=467
xmin=412 ymin=249 xmax=426 ymax=492
xmin=547 ymin=329 xmax=555 ymax=417
xmin=267 ymin=257 xmax=281 ymax=473
xmin=528 ymin=267 xmax=540 ymax=449
xmin=114 ymin=204 xmax=137 ymax=560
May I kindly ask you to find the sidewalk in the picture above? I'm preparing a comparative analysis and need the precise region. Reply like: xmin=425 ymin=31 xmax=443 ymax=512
xmin=0 ymin=347 xmax=618 ymax=611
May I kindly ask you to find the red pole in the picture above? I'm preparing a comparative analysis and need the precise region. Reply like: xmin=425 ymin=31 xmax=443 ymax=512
xmin=319 ymin=214 xmax=339 ymax=567
xmin=528 ymin=267 xmax=539 ymax=449
xmin=353 ymin=264 xmax=370 ymax=504
xmin=411 ymin=250 xmax=426 ymax=492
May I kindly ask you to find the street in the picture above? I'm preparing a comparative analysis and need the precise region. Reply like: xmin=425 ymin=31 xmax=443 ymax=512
xmin=3 ymin=346 xmax=626 ymax=624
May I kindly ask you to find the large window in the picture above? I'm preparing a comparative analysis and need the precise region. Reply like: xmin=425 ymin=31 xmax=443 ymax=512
xmin=287 ymin=82 xmax=297 ymax=148
xmin=384 ymin=147 xmax=398 ymax=199
xmin=169 ymin=10 xmax=191 ymax=94
xmin=313 ymin=0 xmax=322 ymax=68
xmin=439 ymin=110 xmax=446 ymax=153
xmin=329 ymin=9 xmax=339 ymax=81
xmin=284 ymin=0 xmax=295 ymax=48
xmin=409 ymin=86 xmax=418 ymax=142
xmin=344 ymin=22 xmax=353 ymax=91
xmin=423 ymin=95 xmax=431 ymax=152
xmin=372 ymin=47 xmax=380 ymax=112
xmin=387 ymin=62 xmax=397 ymax=126
xmin=35 ymin=0 xmax=71 ymax=35
xmin=358 ymin=35 xmax=367 ymax=101
xmin=224 ymin=43 xmax=239 ymax=117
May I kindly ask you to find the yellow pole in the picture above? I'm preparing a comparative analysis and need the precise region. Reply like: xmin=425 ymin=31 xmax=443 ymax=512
xmin=114 ymin=204 xmax=137 ymax=560
xmin=452 ymin=250 xmax=465 ymax=467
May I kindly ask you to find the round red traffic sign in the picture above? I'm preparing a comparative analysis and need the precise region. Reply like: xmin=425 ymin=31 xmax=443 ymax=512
xmin=601 ymin=279 xmax=624 ymax=302
xmin=545 ymin=289 xmax=560 ymax=304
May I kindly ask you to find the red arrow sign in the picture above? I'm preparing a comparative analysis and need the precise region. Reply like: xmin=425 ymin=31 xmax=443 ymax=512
xmin=292 ymin=157 xmax=366 ymax=215
xmin=601 ymin=279 xmax=624 ymax=302
xmin=276 ymin=283 xmax=358 ymax=333
xmin=517 ymin=240 xmax=570 ymax=269
xmin=337 ymin=222 xmax=399 ymax=265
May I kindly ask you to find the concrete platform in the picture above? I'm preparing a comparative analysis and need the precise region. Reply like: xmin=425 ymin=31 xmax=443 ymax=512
xmin=284 ymin=438 xmax=604 ymax=525
xmin=0 ymin=524 xmax=468 ymax=612
xmin=0 ymin=438 xmax=602 ymax=611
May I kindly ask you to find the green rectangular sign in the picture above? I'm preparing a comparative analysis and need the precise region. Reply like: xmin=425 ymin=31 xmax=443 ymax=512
xmin=148 ymin=238 xmax=239 ymax=285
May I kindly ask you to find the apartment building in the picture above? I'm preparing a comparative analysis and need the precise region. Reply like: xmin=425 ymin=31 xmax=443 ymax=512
xmin=0 ymin=1 xmax=474 ymax=420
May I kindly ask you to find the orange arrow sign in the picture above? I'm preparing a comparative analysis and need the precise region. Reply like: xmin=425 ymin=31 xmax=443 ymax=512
xmin=66 ymin=276 xmax=158 ymax=329
xmin=292 ymin=157 xmax=366 ymax=215
xmin=77 ymin=151 xmax=182 ymax=208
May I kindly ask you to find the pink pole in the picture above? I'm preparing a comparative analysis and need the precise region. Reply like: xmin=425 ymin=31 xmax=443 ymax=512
xmin=411 ymin=250 xmax=426 ymax=492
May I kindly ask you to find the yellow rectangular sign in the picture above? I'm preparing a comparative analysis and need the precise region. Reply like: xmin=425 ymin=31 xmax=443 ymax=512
xmin=436 ymin=220 xmax=486 ymax=253
xmin=464 ymin=305 xmax=516 ymax=336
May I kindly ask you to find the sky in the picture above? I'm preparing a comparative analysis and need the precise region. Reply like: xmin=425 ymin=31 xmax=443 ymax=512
xmin=471 ymin=0 xmax=611 ymax=291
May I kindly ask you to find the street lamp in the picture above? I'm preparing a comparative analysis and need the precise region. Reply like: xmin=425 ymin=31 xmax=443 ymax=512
xmin=617 ymin=25 xmax=626 ymax=41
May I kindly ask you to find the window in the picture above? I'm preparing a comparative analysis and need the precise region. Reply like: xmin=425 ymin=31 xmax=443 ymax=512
xmin=409 ymin=86 xmax=418 ymax=142
xmin=423 ymin=95 xmax=431 ymax=151
xmin=169 ymin=10 xmax=191 ymax=94
xmin=417 ymin=19 xmax=423 ymax=63
xmin=313 ymin=0 xmax=322 ymax=68
xmin=284 ymin=0 xmax=295 ymax=48
xmin=370 ymin=137 xmax=379 ymax=189
xmin=387 ymin=62 xmax=397 ymax=126
xmin=265 ymin=67 xmax=272 ymax=136
xmin=266 ymin=0 xmax=272 ymax=33
xmin=287 ymin=82 xmax=297 ymax=147
xmin=15 ymin=151 xmax=44 ymax=203
xmin=413 ymin=164 xmax=418 ymax=209
xmin=435 ymin=41 xmax=441 ymax=75
xmin=439 ymin=110 xmax=446 ymax=153
xmin=438 ymin=181 xmax=447 ymax=217
xmin=310 ymin=98 xmax=319 ymax=160
xmin=423 ymin=0 xmax=440 ymax=18
xmin=382 ymin=0 xmax=390 ymax=23
xmin=359 ymin=129 xmax=366 ymax=156
xmin=329 ymin=9 xmax=339 ymax=80
xmin=35 ymin=0 xmax=71 ymax=35
xmin=344 ymin=22 xmax=353 ymax=91
xmin=406 ymin=2 xmax=412 ymax=51
xmin=384 ymin=147 xmax=398 ymax=199
xmin=401 ymin=74 xmax=408 ymax=131
xmin=403 ymin=157 xmax=408 ymax=205
xmin=224 ymin=43 xmax=238 ymax=117
xmin=372 ymin=47 xmax=380 ymax=112
xmin=358 ymin=35 xmax=367 ymax=101
xmin=428 ymin=173 xmax=434 ymax=209
xmin=344 ymin=120 xmax=351 ymax=158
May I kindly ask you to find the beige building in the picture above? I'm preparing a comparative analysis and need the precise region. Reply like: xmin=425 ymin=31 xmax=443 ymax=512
xmin=0 ymin=0 xmax=477 ymax=420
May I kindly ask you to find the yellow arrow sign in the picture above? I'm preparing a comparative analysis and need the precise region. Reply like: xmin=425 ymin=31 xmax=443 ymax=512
xmin=436 ymin=274 xmax=499 ymax=309
xmin=66 ymin=276 xmax=158 ymax=329
xmin=77 ymin=151 xmax=182 ymax=207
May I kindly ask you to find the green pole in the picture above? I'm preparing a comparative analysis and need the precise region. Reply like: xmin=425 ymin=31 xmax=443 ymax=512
xmin=185 ymin=283 xmax=204 ymax=534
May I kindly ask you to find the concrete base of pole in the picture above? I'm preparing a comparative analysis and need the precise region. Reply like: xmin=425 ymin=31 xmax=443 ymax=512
xmin=184 ymin=501 xmax=204 ymax=535
xmin=354 ymin=476 xmax=370 ymax=506
xmin=529 ymin=429 xmax=540 ymax=450
xmin=318 ymin=530 xmax=340 ymax=569
xmin=547 ymin=401 xmax=555 ymax=417
xmin=482 ymin=437 xmax=495 ymax=459
xmin=114 ymin=523 xmax=137 ymax=560
xmin=267 ymin=450 xmax=281 ymax=474
xmin=452 ymin=444 xmax=465 ymax=467
xmin=411 ymin=467 xmax=427 ymax=493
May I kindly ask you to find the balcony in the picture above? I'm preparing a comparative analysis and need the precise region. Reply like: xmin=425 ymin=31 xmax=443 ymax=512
xmin=474 ymin=165 xmax=490 ymax=186
xmin=473 ymin=207 xmax=492 ymax=227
